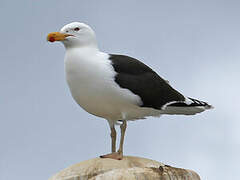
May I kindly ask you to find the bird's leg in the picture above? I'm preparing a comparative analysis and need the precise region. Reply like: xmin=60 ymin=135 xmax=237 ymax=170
xmin=110 ymin=126 xmax=116 ymax=153
xmin=100 ymin=122 xmax=122 ymax=160
xmin=100 ymin=121 xmax=127 ymax=160
xmin=117 ymin=120 xmax=127 ymax=158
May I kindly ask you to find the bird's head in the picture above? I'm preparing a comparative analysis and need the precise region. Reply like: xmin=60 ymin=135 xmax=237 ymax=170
xmin=47 ymin=22 xmax=97 ymax=48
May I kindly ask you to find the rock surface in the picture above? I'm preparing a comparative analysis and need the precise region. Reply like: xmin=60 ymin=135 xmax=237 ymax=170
xmin=49 ymin=156 xmax=201 ymax=180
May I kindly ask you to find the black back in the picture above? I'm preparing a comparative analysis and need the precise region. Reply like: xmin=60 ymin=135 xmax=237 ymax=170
xmin=109 ymin=54 xmax=185 ymax=109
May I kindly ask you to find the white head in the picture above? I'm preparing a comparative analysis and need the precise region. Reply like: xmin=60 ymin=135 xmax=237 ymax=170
xmin=47 ymin=22 xmax=98 ymax=49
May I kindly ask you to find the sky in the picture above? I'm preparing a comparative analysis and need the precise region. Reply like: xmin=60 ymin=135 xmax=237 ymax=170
xmin=0 ymin=0 xmax=239 ymax=179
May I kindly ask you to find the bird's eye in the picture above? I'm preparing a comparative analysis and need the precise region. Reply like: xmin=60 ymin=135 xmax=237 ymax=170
xmin=74 ymin=27 xmax=80 ymax=31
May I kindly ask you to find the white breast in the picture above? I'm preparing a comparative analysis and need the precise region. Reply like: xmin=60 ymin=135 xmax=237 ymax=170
xmin=64 ymin=48 xmax=143 ymax=121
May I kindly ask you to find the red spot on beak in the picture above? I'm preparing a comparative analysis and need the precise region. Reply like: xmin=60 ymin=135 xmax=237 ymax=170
xmin=49 ymin=37 xmax=55 ymax=42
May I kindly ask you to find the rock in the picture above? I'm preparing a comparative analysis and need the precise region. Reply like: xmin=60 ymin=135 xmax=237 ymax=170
xmin=49 ymin=156 xmax=201 ymax=180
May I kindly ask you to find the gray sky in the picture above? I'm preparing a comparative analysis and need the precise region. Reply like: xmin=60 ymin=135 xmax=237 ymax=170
xmin=0 ymin=0 xmax=239 ymax=179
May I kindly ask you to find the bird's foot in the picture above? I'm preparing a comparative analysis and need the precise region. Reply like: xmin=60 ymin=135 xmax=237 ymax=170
xmin=100 ymin=152 xmax=123 ymax=160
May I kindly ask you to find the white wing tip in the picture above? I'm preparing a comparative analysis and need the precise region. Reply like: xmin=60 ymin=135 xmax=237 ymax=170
xmin=205 ymin=104 xmax=214 ymax=110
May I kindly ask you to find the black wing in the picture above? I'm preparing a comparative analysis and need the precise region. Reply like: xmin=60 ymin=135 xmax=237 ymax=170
xmin=109 ymin=54 xmax=185 ymax=109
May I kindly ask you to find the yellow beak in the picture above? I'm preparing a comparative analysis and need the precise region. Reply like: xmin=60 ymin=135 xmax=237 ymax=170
xmin=47 ymin=32 xmax=72 ymax=42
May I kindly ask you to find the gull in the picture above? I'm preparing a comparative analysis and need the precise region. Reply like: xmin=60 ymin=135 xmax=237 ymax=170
xmin=47 ymin=22 xmax=213 ymax=160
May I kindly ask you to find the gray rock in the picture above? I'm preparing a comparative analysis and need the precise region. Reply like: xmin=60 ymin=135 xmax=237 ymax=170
xmin=49 ymin=156 xmax=201 ymax=180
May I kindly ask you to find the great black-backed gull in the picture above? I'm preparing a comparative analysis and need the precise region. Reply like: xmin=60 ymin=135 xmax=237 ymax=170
xmin=47 ymin=22 xmax=213 ymax=160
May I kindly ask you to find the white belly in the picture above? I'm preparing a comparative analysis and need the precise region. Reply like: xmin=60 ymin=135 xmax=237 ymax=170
xmin=64 ymin=49 xmax=144 ymax=121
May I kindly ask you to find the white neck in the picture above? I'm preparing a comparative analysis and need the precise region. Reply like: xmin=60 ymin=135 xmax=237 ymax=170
xmin=63 ymin=41 xmax=99 ymax=50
